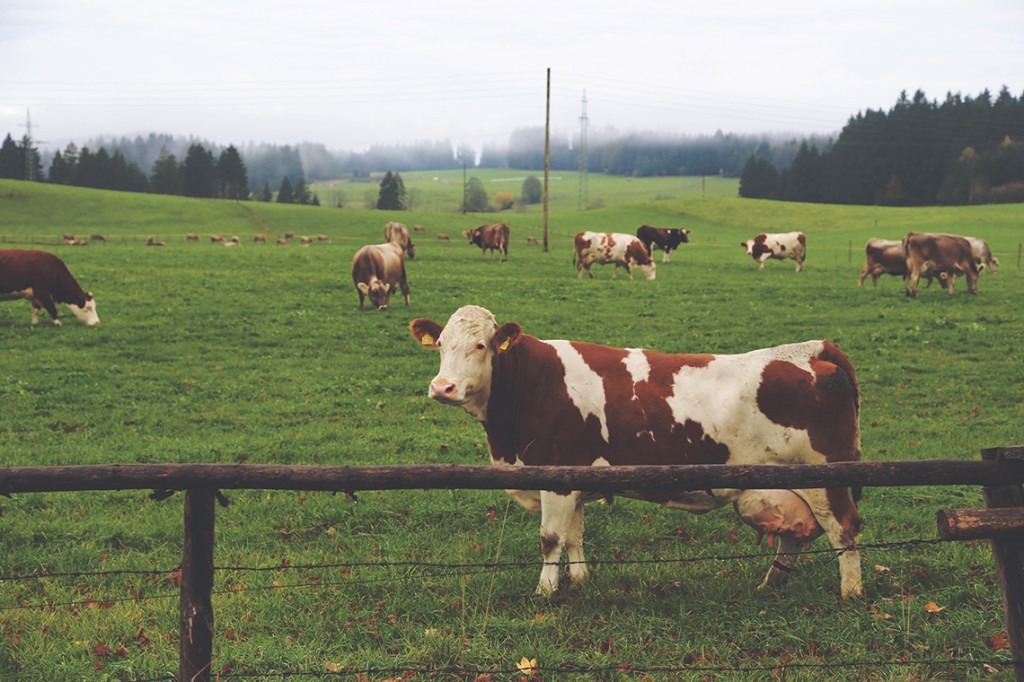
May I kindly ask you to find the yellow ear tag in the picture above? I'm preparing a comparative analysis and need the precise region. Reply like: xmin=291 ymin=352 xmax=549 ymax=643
xmin=498 ymin=338 xmax=510 ymax=351
xmin=421 ymin=333 xmax=434 ymax=346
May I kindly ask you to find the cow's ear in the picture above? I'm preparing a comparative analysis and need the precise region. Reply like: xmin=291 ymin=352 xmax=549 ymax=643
xmin=410 ymin=318 xmax=443 ymax=349
xmin=493 ymin=322 xmax=522 ymax=352
xmin=357 ymin=282 xmax=370 ymax=294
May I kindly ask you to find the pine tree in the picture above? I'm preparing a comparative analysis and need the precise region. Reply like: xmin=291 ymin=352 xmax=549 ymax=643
xmin=277 ymin=176 xmax=294 ymax=204
xmin=293 ymin=177 xmax=311 ymax=205
xmin=182 ymin=144 xmax=217 ymax=198
xmin=0 ymin=134 xmax=20 ymax=179
xmin=461 ymin=176 xmax=489 ymax=212
xmin=151 ymin=148 xmax=183 ymax=195
xmin=217 ymin=145 xmax=249 ymax=200
xmin=259 ymin=182 xmax=273 ymax=202
xmin=376 ymin=171 xmax=406 ymax=210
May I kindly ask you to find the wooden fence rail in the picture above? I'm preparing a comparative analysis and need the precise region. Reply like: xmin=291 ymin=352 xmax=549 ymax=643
xmin=2 ymin=448 xmax=1023 ymax=681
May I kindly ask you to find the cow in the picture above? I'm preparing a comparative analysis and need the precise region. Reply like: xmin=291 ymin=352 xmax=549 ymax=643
xmin=965 ymin=236 xmax=998 ymax=273
xmin=437 ymin=234 xmax=451 ymax=242
xmin=384 ymin=221 xmax=416 ymax=259
xmin=574 ymin=231 xmax=656 ymax=280
xmin=0 ymin=249 xmax=100 ymax=326
xmin=90 ymin=234 xmax=106 ymax=243
xmin=254 ymin=234 xmax=267 ymax=243
xmin=186 ymin=233 xmax=199 ymax=242
xmin=636 ymin=225 xmax=691 ymax=263
xmin=410 ymin=305 xmax=863 ymax=599
xmin=351 ymin=241 xmax=410 ymax=311
xmin=413 ymin=225 xmax=426 ymax=233
xmin=741 ymin=232 xmax=806 ymax=271
xmin=526 ymin=236 xmax=538 ymax=246
xmin=465 ymin=223 xmax=509 ymax=261
xmin=299 ymin=236 xmax=313 ymax=245
xmin=146 ymin=237 xmax=165 ymax=247
xmin=858 ymin=238 xmax=906 ymax=287
xmin=902 ymin=232 xmax=978 ymax=297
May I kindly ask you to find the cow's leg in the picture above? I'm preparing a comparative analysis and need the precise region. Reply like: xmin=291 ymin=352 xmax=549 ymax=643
xmin=792 ymin=488 xmax=863 ymax=599
xmin=662 ymin=249 xmax=670 ymax=264
xmin=759 ymin=534 xmax=805 ymax=589
xmin=35 ymin=292 xmax=61 ymax=325
xmin=795 ymin=256 xmax=804 ymax=272
xmin=30 ymin=302 xmax=40 ymax=326
xmin=537 ymin=490 xmax=583 ymax=594
xmin=857 ymin=268 xmax=868 ymax=287
xmin=399 ymin=270 xmax=411 ymax=306
xmin=966 ymin=270 xmax=978 ymax=294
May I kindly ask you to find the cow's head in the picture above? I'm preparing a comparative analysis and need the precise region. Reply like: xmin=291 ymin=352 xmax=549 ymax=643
xmin=410 ymin=305 xmax=522 ymax=421
xmin=68 ymin=293 xmax=100 ymax=326
xmin=405 ymin=240 xmax=416 ymax=260
xmin=357 ymin=281 xmax=392 ymax=310
xmin=625 ymin=242 xmax=657 ymax=280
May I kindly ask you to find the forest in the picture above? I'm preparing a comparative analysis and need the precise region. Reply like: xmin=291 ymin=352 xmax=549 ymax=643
xmin=1 ymin=87 xmax=1021 ymax=206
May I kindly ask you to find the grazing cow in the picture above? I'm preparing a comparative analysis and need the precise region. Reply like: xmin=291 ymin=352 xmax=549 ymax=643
xmin=90 ymin=234 xmax=106 ymax=243
xmin=437 ymin=233 xmax=451 ymax=242
xmin=351 ymin=241 xmax=410 ymax=310
xmin=0 ymin=249 xmax=100 ymax=326
xmin=465 ymin=223 xmax=509 ymax=261
xmin=410 ymin=305 xmax=863 ymax=598
xmin=186 ymin=233 xmax=199 ymax=242
xmin=741 ymin=232 xmax=806 ymax=271
xmin=858 ymin=238 xmax=906 ymax=287
xmin=276 ymin=238 xmax=289 ymax=246
xmin=62 ymin=233 xmax=75 ymax=242
xmin=384 ymin=221 xmax=416 ymax=259
xmin=574 ymin=231 xmax=656 ymax=280
xmin=636 ymin=225 xmax=691 ymax=263
xmin=146 ymin=237 xmax=165 ymax=247
xmin=965 ymin=236 xmax=998 ymax=273
xmin=526 ymin=236 xmax=539 ymax=245
xmin=414 ymin=225 xmax=426 ymax=233
xmin=254 ymin=235 xmax=267 ymax=243
xmin=903 ymin=232 xmax=978 ymax=297
xmin=317 ymin=234 xmax=331 ymax=242
xmin=299 ymin=236 xmax=313 ymax=245
xmin=285 ymin=231 xmax=296 ymax=239
xmin=210 ymin=235 xmax=224 ymax=243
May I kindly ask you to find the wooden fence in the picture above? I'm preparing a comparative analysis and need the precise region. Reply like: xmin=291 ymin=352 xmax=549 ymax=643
xmin=2 ymin=446 xmax=1023 ymax=681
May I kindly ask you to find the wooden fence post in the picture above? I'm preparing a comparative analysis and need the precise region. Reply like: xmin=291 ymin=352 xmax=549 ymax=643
xmin=983 ymin=447 xmax=1024 ymax=681
xmin=180 ymin=489 xmax=216 ymax=682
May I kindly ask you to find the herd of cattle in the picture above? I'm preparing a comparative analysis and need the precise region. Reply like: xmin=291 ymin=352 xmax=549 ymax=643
xmin=0 ymin=222 xmax=1002 ymax=323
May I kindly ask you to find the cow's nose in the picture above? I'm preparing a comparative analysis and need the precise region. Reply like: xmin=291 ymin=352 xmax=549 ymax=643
xmin=377 ymin=304 xmax=388 ymax=311
xmin=429 ymin=380 xmax=457 ymax=400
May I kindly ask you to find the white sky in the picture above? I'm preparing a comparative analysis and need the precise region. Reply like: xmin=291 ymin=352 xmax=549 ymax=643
xmin=2 ymin=0 xmax=1021 ymax=153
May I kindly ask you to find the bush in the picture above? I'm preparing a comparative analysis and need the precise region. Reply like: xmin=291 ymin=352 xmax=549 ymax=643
xmin=492 ymin=191 xmax=515 ymax=210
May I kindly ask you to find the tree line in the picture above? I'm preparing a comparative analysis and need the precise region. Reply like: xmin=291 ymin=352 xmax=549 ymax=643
xmin=740 ymin=87 xmax=1024 ymax=206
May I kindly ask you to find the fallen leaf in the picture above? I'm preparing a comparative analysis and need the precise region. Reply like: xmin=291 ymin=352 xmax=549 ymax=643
xmin=874 ymin=564 xmax=891 ymax=572
xmin=324 ymin=660 xmax=345 ymax=672
xmin=924 ymin=602 xmax=945 ymax=613
xmin=990 ymin=633 xmax=1011 ymax=651
xmin=516 ymin=656 xmax=538 ymax=676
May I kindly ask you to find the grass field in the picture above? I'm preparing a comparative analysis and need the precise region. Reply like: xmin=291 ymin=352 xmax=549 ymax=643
xmin=1 ymin=177 xmax=1023 ymax=680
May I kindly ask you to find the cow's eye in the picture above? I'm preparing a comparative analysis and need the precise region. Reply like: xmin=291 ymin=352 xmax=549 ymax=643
xmin=475 ymin=342 xmax=486 ymax=351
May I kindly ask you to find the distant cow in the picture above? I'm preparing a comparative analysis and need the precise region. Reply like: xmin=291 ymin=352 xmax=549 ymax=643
xmin=411 ymin=305 xmax=863 ymax=598
xmin=0 ymin=249 xmax=100 ymax=326
xmin=384 ymin=221 xmax=416 ymax=259
xmin=351 ymin=241 xmax=411 ymax=310
xmin=254 ymin=235 xmax=267 ymax=243
xmin=526 ymin=236 xmax=538 ymax=245
xmin=299 ymin=236 xmax=313 ymax=245
xmin=741 ymin=231 xmax=806 ymax=271
xmin=965 ymin=236 xmax=998 ymax=273
xmin=574 ymin=231 xmax=656 ymax=280
xmin=146 ymin=237 xmax=165 ymax=247
xmin=276 ymin=238 xmax=289 ymax=246
xmin=317 ymin=234 xmax=331 ymax=242
xmin=465 ymin=223 xmax=509 ymax=261
xmin=437 ymin=234 xmax=451 ymax=242
xmin=62 ymin=233 xmax=75 ymax=242
xmin=636 ymin=225 xmax=691 ymax=263
xmin=414 ymin=225 xmax=426 ymax=233
xmin=186 ymin=233 xmax=199 ymax=242
xmin=903 ymin=232 xmax=978 ymax=297
xmin=210 ymin=235 xmax=224 ymax=243
xmin=858 ymin=238 xmax=906 ymax=287
xmin=90 ymin=234 xmax=106 ymax=243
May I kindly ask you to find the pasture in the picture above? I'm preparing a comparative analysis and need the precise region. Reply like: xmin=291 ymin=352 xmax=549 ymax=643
xmin=1 ymin=177 xmax=1023 ymax=680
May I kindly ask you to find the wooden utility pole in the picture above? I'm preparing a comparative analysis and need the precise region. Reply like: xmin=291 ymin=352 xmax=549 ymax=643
xmin=543 ymin=68 xmax=550 ymax=252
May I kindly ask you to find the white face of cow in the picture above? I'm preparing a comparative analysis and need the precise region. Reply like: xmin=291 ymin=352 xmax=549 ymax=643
xmin=741 ymin=239 xmax=755 ymax=256
xmin=410 ymin=305 xmax=521 ymax=422
xmin=637 ymin=262 xmax=656 ymax=280
xmin=68 ymin=293 xmax=100 ymax=326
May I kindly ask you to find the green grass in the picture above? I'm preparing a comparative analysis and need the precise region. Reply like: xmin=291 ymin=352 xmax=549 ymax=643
xmin=0 ymin=177 xmax=1023 ymax=680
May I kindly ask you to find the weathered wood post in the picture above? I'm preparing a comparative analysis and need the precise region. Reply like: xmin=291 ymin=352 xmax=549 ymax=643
xmin=983 ymin=447 xmax=1024 ymax=681
xmin=180 ymin=489 xmax=216 ymax=682
xmin=939 ymin=447 xmax=1024 ymax=679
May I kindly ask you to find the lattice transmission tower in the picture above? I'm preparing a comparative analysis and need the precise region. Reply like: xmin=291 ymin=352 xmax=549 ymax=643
xmin=21 ymin=109 xmax=40 ymax=182
xmin=578 ymin=90 xmax=589 ymax=210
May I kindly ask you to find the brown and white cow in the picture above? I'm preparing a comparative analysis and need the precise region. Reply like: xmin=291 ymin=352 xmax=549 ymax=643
xmin=465 ymin=223 xmax=509 ymax=261
xmin=351 ymin=241 xmax=410 ymax=310
xmin=574 ymin=231 xmax=656 ymax=280
xmin=902 ymin=232 xmax=978 ymax=297
xmin=741 ymin=231 xmax=806 ymax=271
xmin=636 ymin=225 xmax=691 ymax=263
xmin=858 ymin=238 xmax=906 ymax=287
xmin=384 ymin=221 xmax=416 ymax=259
xmin=965 ymin=236 xmax=998 ymax=273
xmin=0 ymin=249 xmax=100 ymax=326
xmin=411 ymin=305 xmax=863 ymax=598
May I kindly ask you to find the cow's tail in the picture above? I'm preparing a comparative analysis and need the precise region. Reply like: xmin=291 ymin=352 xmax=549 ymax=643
xmin=818 ymin=340 xmax=863 ymax=503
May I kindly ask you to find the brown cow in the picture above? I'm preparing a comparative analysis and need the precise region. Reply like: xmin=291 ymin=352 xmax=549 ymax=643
xmin=903 ymin=232 xmax=978 ymax=297
xmin=351 ymin=241 xmax=411 ymax=310
xmin=0 ymin=250 xmax=100 ymax=326
xmin=411 ymin=305 xmax=863 ymax=598
xmin=384 ymin=221 xmax=416 ymax=259
xmin=465 ymin=223 xmax=509 ymax=261
xmin=858 ymin=238 xmax=905 ymax=287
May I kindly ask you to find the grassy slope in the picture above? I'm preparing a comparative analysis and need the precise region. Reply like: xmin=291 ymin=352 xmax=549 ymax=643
xmin=0 ymin=178 xmax=1023 ymax=680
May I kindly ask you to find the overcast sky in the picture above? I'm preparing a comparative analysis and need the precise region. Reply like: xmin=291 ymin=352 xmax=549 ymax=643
xmin=2 ymin=0 xmax=1021 ymax=153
